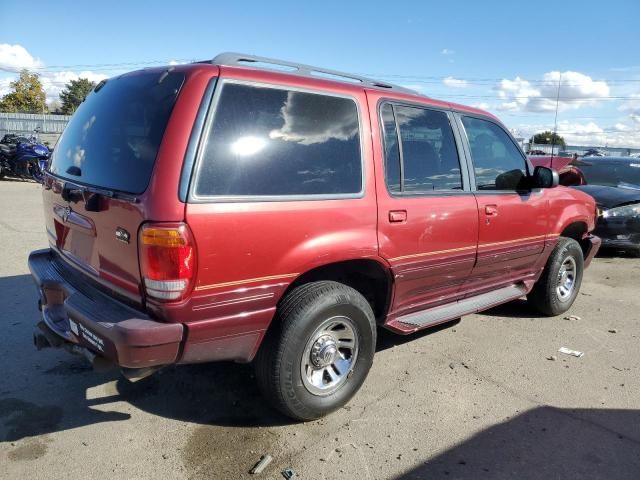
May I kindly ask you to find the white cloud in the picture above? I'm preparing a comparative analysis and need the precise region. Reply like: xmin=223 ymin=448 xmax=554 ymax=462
xmin=496 ymin=71 xmax=610 ymax=112
xmin=556 ymin=120 xmax=604 ymax=137
xmin=269 ymin=91 xmax=359 ymax=145
xmin=0 ymin=77 xmax=13 ymax=97
xmin=441 ymin=48 xmax=455 ymax=55
xmin=442 ymin=76 xmax=468 ymax=88
xmin=515 ymin=120 xmax=640 ymax=148
xmin=40 ymin=71 xmax=109 ymax=104
xmin=614 ymin=123 xmax=632 ymax=132
xmin=0 ymin=44 xmax=43 ymax=72
xmin=40 ymin=71 xmax=107 ymax=103
xmin=472 ymin=102 xmax=491 ymax=110
xmin=0 ymin=44 xmax=108 ymax=105
xmin=1 ymin=69 xmax=108 ymax=105
xmin=618 ymin=93 xmax=640 ymax=124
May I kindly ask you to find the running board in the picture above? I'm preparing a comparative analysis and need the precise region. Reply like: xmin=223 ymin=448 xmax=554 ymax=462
xmin=393 ymin=284 xmax=527 ymax=330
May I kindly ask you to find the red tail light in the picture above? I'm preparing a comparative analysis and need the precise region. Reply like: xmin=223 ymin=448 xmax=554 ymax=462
xmin=139 ymin=223 xmax=196 ymax=301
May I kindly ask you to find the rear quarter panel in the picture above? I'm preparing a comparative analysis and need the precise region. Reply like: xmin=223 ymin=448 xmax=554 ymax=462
xmin=178 ymin=74 xmax=381 ymax=362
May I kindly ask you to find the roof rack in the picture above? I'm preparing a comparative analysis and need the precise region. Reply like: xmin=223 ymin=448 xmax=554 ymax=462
xmin=205 ymin=52 xmax=421 ymax=96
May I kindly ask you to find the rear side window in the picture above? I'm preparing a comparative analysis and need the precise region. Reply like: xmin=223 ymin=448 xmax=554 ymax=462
xmin=461 ymin=116 xmax=528 ymax=191
xmin=49 ymin=71 xmax=185 ymax=194
xmin=194 ymin=82 xmax=362 ymax=197
xmin=380 ymin=104 xmax=401 ymax=191
xmin=380 ymin=103 xmax=463 ymax=193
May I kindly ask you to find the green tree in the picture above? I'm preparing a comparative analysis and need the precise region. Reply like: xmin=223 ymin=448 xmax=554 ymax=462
xmin=530 ymin=131 xmax=566 ymax=147
xmin=0 ymin=69 xmax=47 ymax=113
xmin=59 ymin=78 xmax=96 ymax=114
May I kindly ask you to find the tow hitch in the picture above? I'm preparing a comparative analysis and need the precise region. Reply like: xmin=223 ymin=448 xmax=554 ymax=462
xmin=33 ymin=321 xmax=115 ymax=372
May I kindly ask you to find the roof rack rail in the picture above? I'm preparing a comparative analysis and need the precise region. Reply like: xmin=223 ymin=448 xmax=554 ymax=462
xmin=206 ymin=52 xmax=421 ymax=96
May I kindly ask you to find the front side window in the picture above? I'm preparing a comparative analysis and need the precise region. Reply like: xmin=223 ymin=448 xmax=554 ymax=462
xmin=380 ymin=103 xmax=463 ymax=193
xmin=195 ymin=82 xmax=362 ymax=197
xmin=461 ymin=116 xmax=528 ymax=191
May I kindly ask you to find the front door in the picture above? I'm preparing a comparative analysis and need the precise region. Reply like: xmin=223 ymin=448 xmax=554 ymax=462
xmin=372 ymin=98 xmax=479 ymax=318
xmin=457 ymin=115 xmax=548 ymax=295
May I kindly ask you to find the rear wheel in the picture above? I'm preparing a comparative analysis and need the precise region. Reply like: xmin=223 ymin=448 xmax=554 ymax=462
xmin=528 ymin=237 xmax=584 ymax=316
xmin=254 ymin=281 xmax=376 ymax=420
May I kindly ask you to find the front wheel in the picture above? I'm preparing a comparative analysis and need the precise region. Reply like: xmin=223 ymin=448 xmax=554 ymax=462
xmin=528 ymin=237 xmax=584 ymax=316
xmin=254 ymin=281 xmax=376 ymax=420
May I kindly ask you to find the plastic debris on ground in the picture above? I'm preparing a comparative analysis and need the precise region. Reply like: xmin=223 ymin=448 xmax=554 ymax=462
xmin=282 ymin=467 xmax=297 ymax=479
xmin=558 ymin=347 xmax=584 ymax=358
xmin=250 ymin=455 xmax=273 ymax=475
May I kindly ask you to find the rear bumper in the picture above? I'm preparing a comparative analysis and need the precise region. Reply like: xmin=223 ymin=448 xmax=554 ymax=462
xmin=28 ymin=249 xmax=184 ymax=368
xmin=583 ymin=234 xmax=602 ymax=268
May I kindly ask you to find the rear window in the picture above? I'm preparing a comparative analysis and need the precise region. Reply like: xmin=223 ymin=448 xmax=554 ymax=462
xmin=49 ymin=71 xmax=185 ymax=194
xmin=194 ymin=82 xmax=362 ymax=197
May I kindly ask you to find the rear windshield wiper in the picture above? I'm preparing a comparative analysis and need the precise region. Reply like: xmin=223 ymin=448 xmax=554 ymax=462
xmin=61 ymin=182 xmax=137 ymax=211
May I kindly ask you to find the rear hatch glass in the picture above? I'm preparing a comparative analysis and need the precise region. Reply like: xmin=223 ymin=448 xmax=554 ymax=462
xmin=49 ymin=71 xmax=185 ymax=193
xmin=44 ymin=70 xmax=185 ymax=304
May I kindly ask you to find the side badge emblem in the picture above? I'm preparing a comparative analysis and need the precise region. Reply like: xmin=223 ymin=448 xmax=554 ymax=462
xmin=115 ymin=227 xmax=131 ymax=244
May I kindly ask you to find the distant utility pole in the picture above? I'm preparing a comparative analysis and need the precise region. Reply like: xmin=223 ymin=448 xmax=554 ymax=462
xmin=550 ymin=72 xmax=562 ymax=167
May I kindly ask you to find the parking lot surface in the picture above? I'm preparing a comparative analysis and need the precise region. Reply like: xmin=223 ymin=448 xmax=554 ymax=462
xmin=1 ymin=180 xmax=639 ymax=480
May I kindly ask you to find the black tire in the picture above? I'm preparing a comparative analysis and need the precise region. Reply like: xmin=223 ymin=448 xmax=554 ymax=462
xmin=528 ymin=237 xmax=584 ymax=316
xmin=254 ymin=281 xmax=376 ymax=421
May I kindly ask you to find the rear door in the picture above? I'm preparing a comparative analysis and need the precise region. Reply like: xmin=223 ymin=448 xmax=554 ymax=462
xmin=44 ymin=70 xmax=188 ymax=303
xmin=371 ymin=96 xmax=479 ymax=318
xmin=456 ymin=114 xmax=548 ymax=295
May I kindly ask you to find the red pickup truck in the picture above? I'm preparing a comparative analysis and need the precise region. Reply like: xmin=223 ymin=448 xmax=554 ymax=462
xmin=29 ymin=53 xmax=600 ymax=420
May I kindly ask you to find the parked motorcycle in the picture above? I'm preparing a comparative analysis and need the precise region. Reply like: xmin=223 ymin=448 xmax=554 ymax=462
xmin=0 ymin=130 xmax=50 ymax=182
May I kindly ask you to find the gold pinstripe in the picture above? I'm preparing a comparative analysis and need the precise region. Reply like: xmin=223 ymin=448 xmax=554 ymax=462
xmin=479 ymin=234 xmax=549 ymax=248
xmin=389 ymin=234 xmax=552 ymax=263
xmin=194 ymin=273 xmax=299 ymax=291
xmin=389 ymin=245 xmax=476 ymax=262
xmin=194 ymin=235 xmax=560 ymax=290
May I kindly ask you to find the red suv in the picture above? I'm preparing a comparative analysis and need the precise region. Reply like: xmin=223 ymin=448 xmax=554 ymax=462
xmin=29 ymin=53 xmax=600 ymax=420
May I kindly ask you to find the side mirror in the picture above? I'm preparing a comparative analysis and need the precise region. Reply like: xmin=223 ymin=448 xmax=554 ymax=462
xmin=532 ymin=166 xmax=559 ymax=188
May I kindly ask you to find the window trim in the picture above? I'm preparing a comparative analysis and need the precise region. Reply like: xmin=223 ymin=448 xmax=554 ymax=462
xmin=188 ymin=78 xmax=366 ymax=203
xmin=377 ymin=99 xmax=471 ymax=197
xmin=179 ymin=76 xmax=218 ymax=202
xmin=454 ymin=112 xmax=535 ymax=194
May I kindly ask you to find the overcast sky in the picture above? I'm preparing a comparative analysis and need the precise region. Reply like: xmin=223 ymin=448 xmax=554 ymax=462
xmin=1 ymin=0 xmax=639 ymax=147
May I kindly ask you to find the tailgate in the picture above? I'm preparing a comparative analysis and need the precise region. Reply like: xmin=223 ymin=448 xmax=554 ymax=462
xmin=43 ymin=179 xmax=145 ymax=302
xmin=42 ymin=69 xmax=189 ymax=305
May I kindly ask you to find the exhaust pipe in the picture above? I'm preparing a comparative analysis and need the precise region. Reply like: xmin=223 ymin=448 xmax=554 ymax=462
xmin=121 ymin=366 xmax=162 ymax=383
xmin=33 ymin=330 xmax=51 ymax=350
xmin=33 ymin=321 xmax=62 ymax=350
xmin=78 ymin=347 xmax=115 ymax=373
